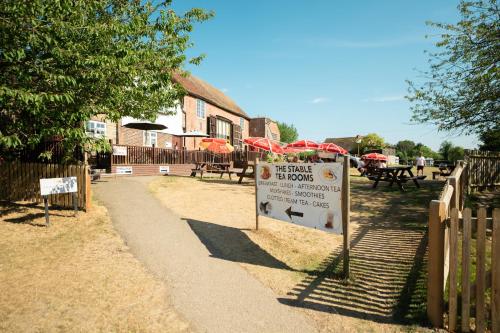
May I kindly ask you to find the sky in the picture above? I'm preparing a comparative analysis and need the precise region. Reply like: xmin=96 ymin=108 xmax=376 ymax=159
xmin=171 ymin=0 xmax=479 ymax=151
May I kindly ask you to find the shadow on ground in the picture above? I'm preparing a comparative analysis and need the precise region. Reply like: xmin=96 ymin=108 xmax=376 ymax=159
xmin=1 ymin=201 xmax=68 ymax=226
xmin=278 ymin=180 xmax=443 ymax=325
xmin=185 ymin=218 xmax=294 ymax=271
xmin=184 ymin=179 xmax=442 ymax=326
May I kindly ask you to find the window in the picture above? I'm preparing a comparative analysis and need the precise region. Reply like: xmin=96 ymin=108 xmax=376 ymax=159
xmin=240 ymin=117 xmax=244 ymax=130
xmin=216 ymin=118 xmax=231 ymax=142
xmin=196 ymin=99 xmax=205 ymax=118
xmin=86 ymin=121 xmax=106 ymax=138
xmin=182 ymin=110 xmax=186 ymax=132
xmin=143 ymin=131 xmax=157 ymax=147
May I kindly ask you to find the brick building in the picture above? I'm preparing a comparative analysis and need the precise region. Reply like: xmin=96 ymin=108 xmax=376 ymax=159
xmin=249 ymin=118 xmax=280 ymax=142
xmin=87 ymin=73 xmax=250 ymax=150
xmin=173 ymin=73 xmax=250 ymax=150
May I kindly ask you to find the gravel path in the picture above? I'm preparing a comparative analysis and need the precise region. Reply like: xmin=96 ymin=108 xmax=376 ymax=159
xmin=94 ymin=176 xmax=317 ymax=333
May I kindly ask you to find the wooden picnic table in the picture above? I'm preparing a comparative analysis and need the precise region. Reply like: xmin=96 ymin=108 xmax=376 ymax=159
xmin=190 ymin=162 xmax=233 ymax=179
xmin=370 ymin=166 xmax=421 ymax=192
xmin=236 ymin=161 xmax=255 ymax=184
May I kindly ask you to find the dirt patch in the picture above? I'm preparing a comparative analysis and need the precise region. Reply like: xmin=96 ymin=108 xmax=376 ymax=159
xmin=151 ymin=175 xmax=444 ymax=332
xmin=0 ymin=201 xmax=190 ymax=332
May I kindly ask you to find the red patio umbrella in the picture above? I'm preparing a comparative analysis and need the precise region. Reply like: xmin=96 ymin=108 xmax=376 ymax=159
xmin=318 ymin=143 xmax=348 ymax=155
xmin=362 ymin=152 xmax=388 ymax=161
xmin=243 ymin=137 xmax=284 ymax=154
xmin=286 ymin=140 xmax=320 ymax=150
xmin=282 ymin=146 xmax=305 ymax=154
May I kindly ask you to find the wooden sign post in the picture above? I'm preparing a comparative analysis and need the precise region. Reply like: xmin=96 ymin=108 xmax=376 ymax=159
xmin=44 ymin=196 xmax=50 ymax=226
xmin=254 ymin=157 xmax=351 ymax=279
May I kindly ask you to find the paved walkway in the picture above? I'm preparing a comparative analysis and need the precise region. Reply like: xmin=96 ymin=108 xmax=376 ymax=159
xmin=93 ymin=177 xmax=316 ymax=333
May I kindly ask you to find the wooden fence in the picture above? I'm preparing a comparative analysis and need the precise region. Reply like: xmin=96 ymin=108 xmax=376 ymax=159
xmin=465 ymin=150 xmax=500 ymax=193
xmin=0 ymin=161 xmax=90 ymax=210
xmin=447 ymin=207 xmax=500 ymax=332
xmin=427 ymin=159 xmax=500 ymax=331
xmin=110 ymin=145 xmax=263 ymax=166
xmin=427 ymin=161 xmax=467 ymax=327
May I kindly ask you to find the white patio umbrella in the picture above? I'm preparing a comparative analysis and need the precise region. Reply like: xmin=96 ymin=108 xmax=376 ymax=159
xmin=177 ymin=130 xmax=209 ymax=149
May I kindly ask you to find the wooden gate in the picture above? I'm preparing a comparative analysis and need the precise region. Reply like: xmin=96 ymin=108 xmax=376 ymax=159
xmin=447 ymin=207 xmax=500 ymax=332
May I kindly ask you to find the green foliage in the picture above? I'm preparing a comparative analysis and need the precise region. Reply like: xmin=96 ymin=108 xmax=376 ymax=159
xmin=439 ymin=140 xmax=464 ymax=162
xmin=479 ymin=127 xmax=500 ymax=151
xmin=448 ymin=146 xmax=465 ymax=162
xmin=407 ymin=0 xmax=500 ymax=135
xmin=396 ymin=140 xmax=416 ymax=163
xmin=395 ymin=140 xmax=441 ymax=163
xmin=0 ymin=0 xmax=213 ymax=160
xmin=277 ymin=121 xmax=298 ymax=143
xmin=439 ymin=140 xmax=454 ymax=160
xmin=414 ymin=143 xmax=441 ymax=160
xmin=359 ymin=133 xmax=385 ymax=153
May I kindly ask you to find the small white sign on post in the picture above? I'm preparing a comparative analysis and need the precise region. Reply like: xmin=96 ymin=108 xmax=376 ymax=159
xmin=40 ymin=177 xmax=78 ymax=196
xmin=256 ymin=163 xmax=344 ymax=234
xmin=39 ymin=177 xmax=78 ymax=226
xmin=159 ymin=166 xmax=170 ymax=174
xmin=113 ymin=145 xmax=127 ymax=156
xmin=116 ymin=166 xmax=133 ymax=174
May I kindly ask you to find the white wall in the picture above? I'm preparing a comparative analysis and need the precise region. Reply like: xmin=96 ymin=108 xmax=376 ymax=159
xmin=121 ymin=104 xmax=183 ymax=136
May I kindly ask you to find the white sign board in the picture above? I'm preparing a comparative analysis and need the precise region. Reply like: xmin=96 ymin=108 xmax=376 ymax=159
xmin=159 ymin=166 xmax=170 ymax=174
xmin=116 ymin=166 xmax=133 ymax=174
xmin=256 ymin=163 xmax=343 ymax=234
xmin=40 ymin=177 xmax=78 ymax=196
xmin=113 ymin=145 xmax=127 ymax=156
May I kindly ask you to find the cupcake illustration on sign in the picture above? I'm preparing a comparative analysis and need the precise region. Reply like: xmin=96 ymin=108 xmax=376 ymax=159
xmin=260 ymin=165 xmax=271 ymax=180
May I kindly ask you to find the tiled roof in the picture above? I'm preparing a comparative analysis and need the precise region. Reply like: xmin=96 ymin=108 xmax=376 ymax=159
xmin=173 ymin=72 xmax=250 ymax=119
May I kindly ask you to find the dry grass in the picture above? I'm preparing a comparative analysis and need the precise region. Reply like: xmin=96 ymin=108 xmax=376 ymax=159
xmin=150 ymin=175 xmax=444 ymax=332
xmin=150 ymin=176 xmax=344 ymax=290
xmin=0 ymin=201 xmax=190 ymax=333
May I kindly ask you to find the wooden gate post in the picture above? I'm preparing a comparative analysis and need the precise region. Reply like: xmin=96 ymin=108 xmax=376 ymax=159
xmin=427 ymin=199 xmax=446 ymax=327
xmin=85 ymin=165 xmax=91 ymax=211
xmin=342 ymin=155 xmax=351 ymax=279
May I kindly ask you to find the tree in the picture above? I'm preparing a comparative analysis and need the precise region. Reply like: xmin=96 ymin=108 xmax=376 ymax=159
xmin=479 ymin=127 xmax=500 ymax=151
xmin=359 ymin=133 xmax=385 ymax=153
xmin=407 ymin=0 xmax=500 ymax=135
xmin=0 ymin=0 xmax=213 ymax=160
xmin=277 ymin=121 xmax=298 ymax=143
xmin=414 ymin=143 xmax=441 ymax=160
xmin=448 ymin=146 xmax=465 ymax=162
xmin=396 ymin=140 xmax=416 ymax=163
xmin=439 ymin=141 xmax=454 ymax=160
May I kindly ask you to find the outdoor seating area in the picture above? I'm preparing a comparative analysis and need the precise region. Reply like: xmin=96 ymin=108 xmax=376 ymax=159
xmin=369 ymin=166 xmax=422 ymax=192
xmin=432 ymin=164 xmax=454 ymax=179
xmin=3 ymin=1 xmax=498 ymax=332
xmin=190 ymin=162 xmax=233 ymax=179
xmin=236 ymin=160 xmax=255 ymax=184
